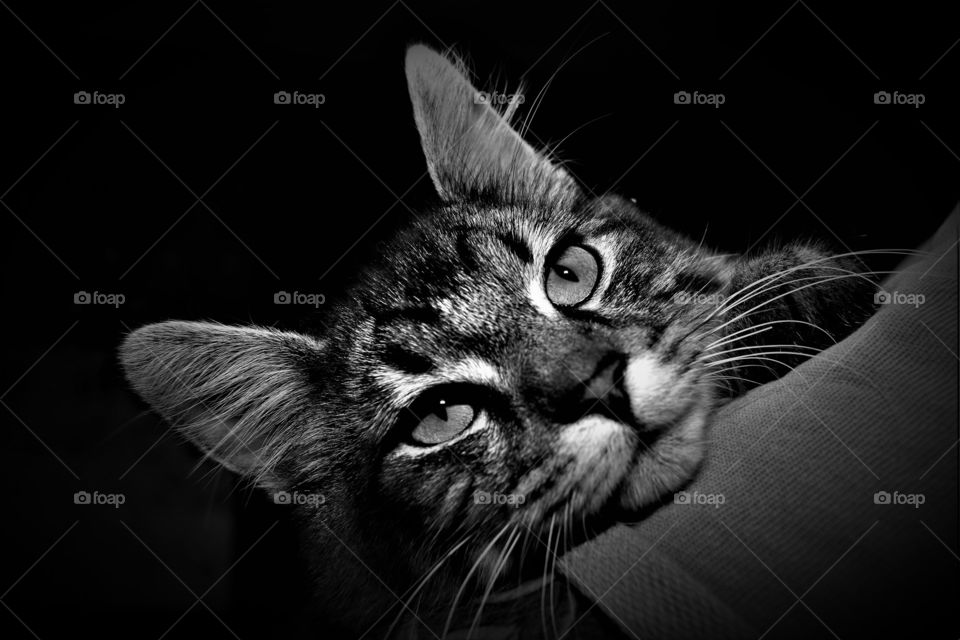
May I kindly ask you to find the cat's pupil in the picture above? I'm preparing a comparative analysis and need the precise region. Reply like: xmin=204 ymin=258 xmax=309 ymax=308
xmin=555 ymin=265 xmax=579 ymax=282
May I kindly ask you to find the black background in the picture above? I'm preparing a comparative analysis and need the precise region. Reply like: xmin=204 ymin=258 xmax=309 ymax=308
xmin=1 ymin=2 xmax=957 ymax=638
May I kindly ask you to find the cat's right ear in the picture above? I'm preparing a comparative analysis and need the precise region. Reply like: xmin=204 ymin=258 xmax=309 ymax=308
xmin=120 ymin=321 xmax=324 ymax=489
xmin=405 ymin=44 xmax=579 ymax=206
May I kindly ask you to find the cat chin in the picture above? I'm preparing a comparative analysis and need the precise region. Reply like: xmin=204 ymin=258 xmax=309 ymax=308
xmin=616 ymin=395 xmax=711 ymax=513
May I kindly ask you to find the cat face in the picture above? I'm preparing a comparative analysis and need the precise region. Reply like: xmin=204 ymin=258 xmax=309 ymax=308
xmin=348 ymin=47 xmax=733 ymax=541
xmin=358 ymin=194 xmax=728 ymax=538
xmin=121 ymin=45 xmax=873 ymax=614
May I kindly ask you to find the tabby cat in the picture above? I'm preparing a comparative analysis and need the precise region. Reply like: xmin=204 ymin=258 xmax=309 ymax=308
xmin=121 ymin=45 xmax=875 ymax=638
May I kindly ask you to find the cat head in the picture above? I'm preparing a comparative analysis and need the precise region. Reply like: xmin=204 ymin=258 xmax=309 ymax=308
xmin=121 ymin=45 xmax=741 ymax=593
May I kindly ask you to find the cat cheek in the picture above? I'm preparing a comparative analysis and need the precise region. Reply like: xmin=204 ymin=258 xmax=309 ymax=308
xmin=619 ymin=405 xmax=710 ymax=511
xmin=554 ymin=417 xmax=634 ymax=513
xmin=623 ymin=353 xmax=693 ymax=426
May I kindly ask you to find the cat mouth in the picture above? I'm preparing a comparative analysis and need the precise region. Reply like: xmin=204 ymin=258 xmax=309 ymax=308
xmin=586 ymin=394 xmax=641 ymax=429
xmin=564 ymin=392 xmax=706 ymax=521
xmin=615 ymin=395 xmax=711 ymax=514
xmin=532 ymin=401 xmax=699 ymax=521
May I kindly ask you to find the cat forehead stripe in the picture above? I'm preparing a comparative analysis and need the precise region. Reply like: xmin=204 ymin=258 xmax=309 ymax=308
xmin=494 ymin=230 xmax=533 ymax=264
xmin=377 ymin=356 xmax=505 ymax=402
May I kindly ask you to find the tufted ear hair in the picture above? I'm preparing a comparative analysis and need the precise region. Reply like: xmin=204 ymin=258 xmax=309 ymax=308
xmin=120 ymin=320 xmax=325 ymax=488
xmin=405 ymin=44 xmax=580 ymax=207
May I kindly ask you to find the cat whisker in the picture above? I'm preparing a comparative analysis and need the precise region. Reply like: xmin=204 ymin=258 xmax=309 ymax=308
xmin=467 ymin=524 xmax=522 ymax=640
xmin=549 ymin=508 xmax=563 ymax=640
xmin=706 ymin=362 xmax=795 ymax=377
xmin=702 ymin=325 xmax=774 ymax=351
xmin=716 ymin=268 xmax=868 ymax=318
xmin=382 ymin=535 xmax=474 ymax=640
xmin=517 ymin=524 xmax=533 ymax=591
xmin=703 ymin=346 xmax=886 ymax=398
xmin=580 ymin=509 xmax=589 ymax=551
xmin=541 ymin=513 xmax=556 ymax=640
xmin=443 ymin=522 xmax=515 ymax=639
xmin=701 ymin=256 xmax=939 ymax=343
xmin=680 ymin=268 xmax=840 ymax=343
xmin=680 ymin=249 xmax=922 ymax=345
xmin=710 ymin=268 xmax=891 ymax=330
xmin=702 ymin=271 xmax=881 ymax=342
xmin=563 ymin=502 xmax=575 ymax=637
xmin=702 ymin=355 xmax=809 ymax=385
xmin=702 ymin=318 xmax=835 ymax=350
xmin=704 ymin=363 xmax=805 ymax=394
xmin=702 ymin=352 xmax=819 ymax=368
xmin=699 ymin=346 xmax=824 ymax=383
xmin=704 ymin=347 xmax=884 ymax=396
xmin=700 ymin=343 xmax=824 ymax=359
xmin=710 ymin=248 xmax=924 ymax=320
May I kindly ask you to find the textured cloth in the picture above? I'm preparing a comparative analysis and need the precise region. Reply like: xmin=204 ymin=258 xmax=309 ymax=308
xmin=561 ymin=211 xmax=959 ymax=639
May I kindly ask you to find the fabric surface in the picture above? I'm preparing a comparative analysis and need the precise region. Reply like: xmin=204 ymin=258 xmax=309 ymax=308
xmin=561 ymin=211 xmax=959 ymax=639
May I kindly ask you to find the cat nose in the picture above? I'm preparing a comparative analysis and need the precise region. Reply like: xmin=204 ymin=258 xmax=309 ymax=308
xmin=521 ymin=333 xmax=633 ymax=425
xmin=580 ymin=354 xmax=627 ymax=405
xmin=569 ymin=353 xmax=632 ymax=424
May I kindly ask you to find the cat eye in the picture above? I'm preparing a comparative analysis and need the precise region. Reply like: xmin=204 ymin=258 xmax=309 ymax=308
xmin=545 ymin=245 xmax=600 ymax=307
xmin=405 ymin=389 xmax=478 ymax=446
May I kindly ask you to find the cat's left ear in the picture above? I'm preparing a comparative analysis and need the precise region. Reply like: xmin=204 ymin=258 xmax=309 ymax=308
xmin=120 ymin=321 xmax=326 ymax=489
xmin=405 ymin=44 xmax=580 ymax=206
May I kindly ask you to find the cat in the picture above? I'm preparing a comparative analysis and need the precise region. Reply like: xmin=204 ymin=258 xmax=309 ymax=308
xmin=121 ymin=44 xmax=876 ymax=638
